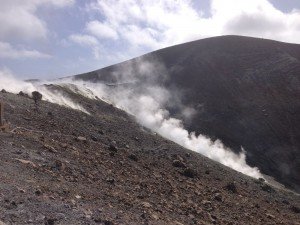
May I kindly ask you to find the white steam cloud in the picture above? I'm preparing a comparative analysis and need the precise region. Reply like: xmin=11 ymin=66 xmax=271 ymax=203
xmin=0 ymin=60 xmax=262 ymax=179
xmin=66 ymin=58 xmax=262 ymax=179
xmin=0 ymin=68 xmax=89 ymax=113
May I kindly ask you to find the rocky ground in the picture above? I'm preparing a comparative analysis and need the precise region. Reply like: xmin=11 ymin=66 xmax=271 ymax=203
xmin=0 ymin=89 xmax=299 ymax=225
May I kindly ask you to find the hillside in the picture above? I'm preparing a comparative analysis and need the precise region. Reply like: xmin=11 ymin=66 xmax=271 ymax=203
xmin=0 ymin=87 xmax=299 ymax=225
xmin=74 ymin=35 xmax=300 ymax=193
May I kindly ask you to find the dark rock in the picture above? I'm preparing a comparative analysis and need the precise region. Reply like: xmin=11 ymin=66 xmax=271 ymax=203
xmin=98 ymin=130 xmax=105 ymax=135
xmin=32 ymin=91 xmax=43 ymax=102
xmin=18 ymin=91 xmax=26 ymax=96
xmin=52 ymin=160 xmax=65 ymax=171
xmin=182 ymin=168 xmax=197 ymax=178
xmin=103 ymin=220 xmax=114 ymax=225
xmin=261 ymin=183 xmax=274 ymax=193
xmin=90 ymin=135 xmax=98 ymax=142
xmin=108 ymin=144 xmax=118 ymax=152
xmin=202 ymin=200 xmax=212 ymax=207
xmin=282 ymin=199 xmax=289 ymax=205
xmin=185 ymin=153 xmax=191 ymax=157
xmin=106 ymin=178 xmax=115 ymax=184
xmin=128 ymin=154 xmax=138 ymax=161
xmin=213 ymin=193 xmax=222 ymax=202
xmin=291 ymin=205 xmax=300 ymax=213
xmin=35 ymin=189 xmax=42 ymax=196
xmin=172 ymin=160 xmax=186 ymax=168
xmin=93 ymin=217 xmax=102 ymax=223
xmin=224 ymin=182 xmax=237 ymax=193
xmin=1 ymin=89 xmax=7 ymax=93
xmin=44 ymin=218 xmax=56 ymax=225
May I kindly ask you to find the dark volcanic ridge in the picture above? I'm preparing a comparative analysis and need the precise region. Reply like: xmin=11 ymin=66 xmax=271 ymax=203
xmin=73 ymin=35 xmax=300 ymax=193
xmin=0 ymin=88 xmax=299 ymax=225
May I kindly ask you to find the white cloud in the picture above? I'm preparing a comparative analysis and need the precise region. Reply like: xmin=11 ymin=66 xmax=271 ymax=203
xmin=0 ymin=41 xmax=51 ymax=59
xmin=86 ymin=0 xmax=300 ymax=52
xmin=69 ymin=34 xmax=99 ymax=46
xmin=121 ymin=25 xmax=160 ymax=49
xmin=69 ymin=34 xmax=101 ymax=59
xmin=0 ymin=0 xmax=74 ymax=41
xmin=86 ymin=20 xmax=119 ymax=40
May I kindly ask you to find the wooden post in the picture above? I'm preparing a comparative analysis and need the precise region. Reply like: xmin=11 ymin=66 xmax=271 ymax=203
xmin=0 ymin=102 xmax=3 ymax=127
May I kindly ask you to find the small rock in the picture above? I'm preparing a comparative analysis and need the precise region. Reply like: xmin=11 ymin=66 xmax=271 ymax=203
xmin=261 ymin=183 xmax=273 ymax=193
xmin=266 ymin=213 xmax=275 ymax=219
xmin=18 ymin=91 xmax=27 ymax=97
xmin=44 ymin=218 xmax=56 ymax=225
xmin=35 ymin=189 xmax=42 ymax=196
xmin=18 ymin=188 xmax=25 ymax=193
xmin=103 ymin=220 xmax=114 ymax=225
xmin=291 ymin=205 xmax=300 ymax=213
xmin=90 ymin=135 xmax=98 ymax=142
xmin=93 ymin=217 xmax=102 ymax=223
xmin=61 ymin=143 xmax=68 ymax=148
xmin=182 ymin=168 xmax=197 ymax=178
xmin=224 ymin=182 xmax=237 ymax=193
xmin=108 ymin=144 xmax=118 ymax=152
xmin=15 ymin=158 xmax=37 ymax=168
xmin=128 ymin=154 xmax=138 ymax=161
xmin=172 ymin=160 xmax=186 ymax=168
xmin=202 ymin=200 xmax=212 ymax=208
xmin=141 ymin=202 xmax=152 ymax=208
xmin=213 ymin=193 xmax=222 ymax=202
xmin=75 ymin=136 xmax=87 ymax=143
xmin=98 ymin=130 xmax=104 ymax=135
xmin=23 ymin=116 xmax=31 ymax=121
xmin=208 ymin=213 xmax=217 ymax=224
xmin=151 ymin=213 xmax=159 ymax=220
xmin=75 ymin=195 xmax=82 ymax=199
xmin=52 ymin=160 xmax=65 ymax=171
xmin=1 ymin=89 xmax=7 ymax=93
xmin=106 ymin=178 xmax=115 ymax=184
xmin=44 ymin=144 xmax=57 ymax=153
xmin=185 ymin=153 xmax=191 ymax=157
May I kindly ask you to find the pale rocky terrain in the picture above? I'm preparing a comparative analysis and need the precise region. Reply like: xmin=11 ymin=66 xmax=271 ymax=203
xmin=0 ymin=88 xmax=299 ymax=225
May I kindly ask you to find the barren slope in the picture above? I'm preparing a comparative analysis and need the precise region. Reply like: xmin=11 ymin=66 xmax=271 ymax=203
xmin=74 ymin=35 xmax=300 ymax=192
xmin=0 ymin=88 xmax=299 ymax=225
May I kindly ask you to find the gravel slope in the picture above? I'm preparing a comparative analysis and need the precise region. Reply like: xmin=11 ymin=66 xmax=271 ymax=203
xmin=0 ymin=89 xmax=299 ymax=225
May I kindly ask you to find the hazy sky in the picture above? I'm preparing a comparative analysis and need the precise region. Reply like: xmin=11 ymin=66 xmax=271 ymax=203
xmin=1 ymin=0 xmax=300 ymax=79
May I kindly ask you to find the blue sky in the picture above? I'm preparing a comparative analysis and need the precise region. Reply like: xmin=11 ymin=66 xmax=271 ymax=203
xmin=1 ymin=0 xmax=300 ymax=79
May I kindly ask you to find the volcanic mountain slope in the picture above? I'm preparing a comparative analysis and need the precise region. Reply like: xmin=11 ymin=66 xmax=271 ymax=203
xmin=0 ymin=86 xmax=300 ymax=225
xmin=74 ymin=35 xmax=300 ymax=193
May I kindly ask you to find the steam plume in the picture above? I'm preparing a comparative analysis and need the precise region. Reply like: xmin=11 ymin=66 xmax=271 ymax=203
xmin=0 ymin=61 xmax=262 ymax=178
xmin=67 ymin=58 xmax=262 ymax=178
